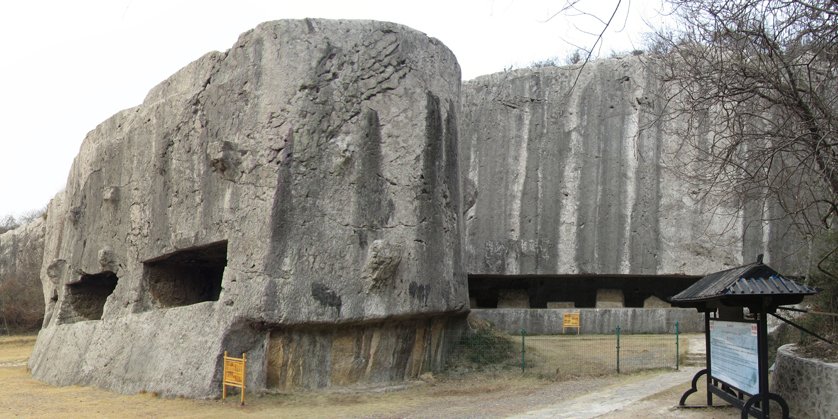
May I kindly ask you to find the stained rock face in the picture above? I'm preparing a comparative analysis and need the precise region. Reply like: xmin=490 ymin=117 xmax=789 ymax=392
xmin=460 ymin=58 xmax=804 ymax=276
xmin=29 ymin=19 xmax=467 ymax=397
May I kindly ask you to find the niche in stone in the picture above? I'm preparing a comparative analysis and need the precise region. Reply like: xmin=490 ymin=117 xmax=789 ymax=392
xmin=65 ymin=271 xmax=118 ymax=321
xmin=142 ymin=241 xmax=227 ymax=308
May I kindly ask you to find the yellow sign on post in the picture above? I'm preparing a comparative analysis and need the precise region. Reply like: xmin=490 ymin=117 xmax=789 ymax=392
xmin=563 ymin=312 xmax=581 ymax=335
xmin=222 ymin=351 xmax=246 ymax=405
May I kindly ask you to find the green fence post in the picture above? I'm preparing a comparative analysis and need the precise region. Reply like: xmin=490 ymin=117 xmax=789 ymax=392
xmin=520 ymin=328 xmax=526 ymax=373
xmin=616 ymin=325 xmax=621 ymax=374
xmin=675 ymin=320 xmax=680 ymax=370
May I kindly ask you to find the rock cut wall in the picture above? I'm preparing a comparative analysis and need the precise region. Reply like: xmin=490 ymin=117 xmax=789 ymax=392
xmin=460 ymin=58 xmax=803 ymax=276
xmin=25 ymin=20 xmax=813 ymax=398
xmin=29 ymin=19 xmax=468 ymax=397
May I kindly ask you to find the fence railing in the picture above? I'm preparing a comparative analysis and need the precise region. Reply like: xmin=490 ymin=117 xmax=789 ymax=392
xmin=448 ymin=321 xmax=690 ymax=380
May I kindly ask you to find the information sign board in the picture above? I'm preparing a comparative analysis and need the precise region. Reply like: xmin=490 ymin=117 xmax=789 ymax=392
xmin=709 ymin=320 xmax=759 ymax=395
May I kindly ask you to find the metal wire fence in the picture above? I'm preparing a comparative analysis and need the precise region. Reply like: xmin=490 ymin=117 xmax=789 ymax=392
xmin=447 ymin=321 xmax=692 ymax=380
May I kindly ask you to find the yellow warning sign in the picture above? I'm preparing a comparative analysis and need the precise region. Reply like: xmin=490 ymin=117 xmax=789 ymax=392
xmin=563 ymin=312 xmax=580 ymax=334
xmin=222 ymin=351 xmax=246 ymax=405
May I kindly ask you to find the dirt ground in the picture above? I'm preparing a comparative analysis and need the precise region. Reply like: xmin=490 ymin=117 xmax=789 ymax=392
xmin=0 ymin=335 xmax=739 ymax=418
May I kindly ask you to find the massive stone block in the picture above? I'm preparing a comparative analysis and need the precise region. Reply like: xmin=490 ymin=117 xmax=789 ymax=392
xmin=461 ymin=58 xmax=805 ymax=276
xmin=29 ymin=19 xmax=468 ymax=397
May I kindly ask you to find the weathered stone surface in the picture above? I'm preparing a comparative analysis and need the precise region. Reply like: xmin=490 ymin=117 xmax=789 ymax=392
xmin=0 ymin=218 xmax=45 ymax=285
xmin=461 ymin=58 xmax=805 ymax=276
xmin=267 ymin=316 xmax=459 ymax=390
xmin=30 ymin=19 xmax=467 ymax=398
xmin=773 ymin=344 xmax=838 ymax=419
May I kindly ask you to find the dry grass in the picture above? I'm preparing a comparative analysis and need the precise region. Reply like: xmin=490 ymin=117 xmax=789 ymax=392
xmin=505 ymin=334 xmax=696 ymax=379
xmin=0 ymin=333 xmax=713 ymax=418
xmin=0 ymin=336 xmax=554 ymax=418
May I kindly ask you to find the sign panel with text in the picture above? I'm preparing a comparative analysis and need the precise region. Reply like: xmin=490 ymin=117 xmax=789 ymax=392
xmin=709 ymin=320 xmax=759 ymax=395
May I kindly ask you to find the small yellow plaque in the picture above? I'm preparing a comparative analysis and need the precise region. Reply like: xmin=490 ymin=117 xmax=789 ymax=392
xmin=222 ymin=351 xmax=246 ymax=405
xmin=563 ymin=312 xmax=581 ymax=334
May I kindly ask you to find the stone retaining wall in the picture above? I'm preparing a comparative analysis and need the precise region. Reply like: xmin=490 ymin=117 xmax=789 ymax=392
xmin=773 ymin=344 xmax=838 ymax=419
xmin=470 ymin=308 xmax=704 ymax=335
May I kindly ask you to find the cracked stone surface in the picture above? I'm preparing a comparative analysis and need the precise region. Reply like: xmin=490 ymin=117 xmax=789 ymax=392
xmin=29 ymin=19 xmax=468 ymax=398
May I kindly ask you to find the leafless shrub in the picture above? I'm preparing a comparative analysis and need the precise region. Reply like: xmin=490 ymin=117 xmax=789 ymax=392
xmin=0 ymin=275 xmax=44 ymax=333
xmin=647 ymin=0 xmax=838 ymax=237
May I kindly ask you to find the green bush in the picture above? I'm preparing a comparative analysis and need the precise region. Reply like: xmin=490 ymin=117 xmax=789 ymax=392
xmin=459 ymin=327 xmax=516 ymax=365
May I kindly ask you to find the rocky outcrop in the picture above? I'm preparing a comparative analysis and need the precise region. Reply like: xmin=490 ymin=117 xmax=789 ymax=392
xmin=460 ymin=58 xmax=803 ymax=276
xmin=29 ymin=19 xmax=468 ymax=397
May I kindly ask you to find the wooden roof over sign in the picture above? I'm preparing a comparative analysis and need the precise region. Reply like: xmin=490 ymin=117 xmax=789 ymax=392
xmin=669 ymin=256 xmax=818 ymax=311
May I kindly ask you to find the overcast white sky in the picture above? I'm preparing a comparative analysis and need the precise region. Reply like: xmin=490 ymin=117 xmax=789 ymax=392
xmin=0 ymin=0 xmax=670 ymax=219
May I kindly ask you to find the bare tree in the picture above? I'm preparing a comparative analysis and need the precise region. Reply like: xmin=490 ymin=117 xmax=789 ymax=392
xmin=547 ymin=0 xmax=628 ymax=91
xmin=649 ymin=0 xmax=838 ymax=237
xmin=0 ymin=215 xmax=19 ymax=235
xmin=0 ymin=275 xmax=44 ymax=333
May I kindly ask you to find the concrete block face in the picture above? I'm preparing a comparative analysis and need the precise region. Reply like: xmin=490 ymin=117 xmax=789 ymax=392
xmin=29 ymin=19 xmax=467 ymax=398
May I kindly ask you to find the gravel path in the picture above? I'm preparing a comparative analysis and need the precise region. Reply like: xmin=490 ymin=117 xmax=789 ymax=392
xmin=508 ymin=368 xmax=700 ymax=418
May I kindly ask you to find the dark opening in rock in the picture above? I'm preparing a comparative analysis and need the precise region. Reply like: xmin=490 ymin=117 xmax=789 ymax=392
xmin=143 ymin=240 xmax=227 ymax=308
xmin=66 ymin=271 xmax=118 ymax=321
xmin=467 ymin=274 xmax=701 ymax=308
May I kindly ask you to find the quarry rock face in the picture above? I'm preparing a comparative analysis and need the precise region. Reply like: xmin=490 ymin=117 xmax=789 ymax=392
xmin=29 ymin=19 xmax=467 ymax=397
xmin=24 ymin=20 xmax=814 ymax=399
xmin=460 ymin=58 xmax=803 ymax=276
